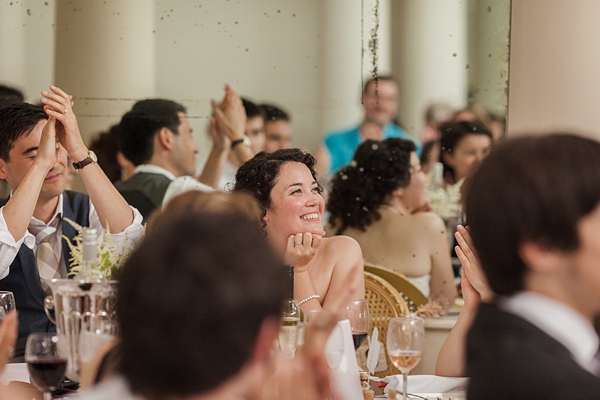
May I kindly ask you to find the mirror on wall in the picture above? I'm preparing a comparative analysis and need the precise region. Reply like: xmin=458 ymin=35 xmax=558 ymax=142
xmin=0 ymin=0 xmax=511 ymax=157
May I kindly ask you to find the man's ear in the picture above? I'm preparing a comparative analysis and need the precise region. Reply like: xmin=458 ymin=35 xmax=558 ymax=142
xmin=519 ymin=241 xmax=564 ymax=274
xmin=156 ymin=127 xmax=173 ymax=150
xmin=0 ymin=158 xmax=8 ymax=180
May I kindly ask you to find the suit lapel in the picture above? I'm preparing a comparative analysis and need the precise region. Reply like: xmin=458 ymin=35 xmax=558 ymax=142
xmin=61 ymin=193 xmax=78 ymax=275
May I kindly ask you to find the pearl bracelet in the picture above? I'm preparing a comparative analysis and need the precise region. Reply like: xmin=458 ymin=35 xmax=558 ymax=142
xmin=298 ymin=294 xmax=320 ymax=306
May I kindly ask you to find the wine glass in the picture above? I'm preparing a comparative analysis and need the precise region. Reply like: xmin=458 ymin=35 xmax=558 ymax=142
xmin=386 ymin=316 xmax=425 ymax=400
xmin=346 ymin=300 xmax=370 ymax=350
xmin=0 ymin=291 xmax=16 ymax=322
xmin=26 ymin=333 xmax=68 ymax=400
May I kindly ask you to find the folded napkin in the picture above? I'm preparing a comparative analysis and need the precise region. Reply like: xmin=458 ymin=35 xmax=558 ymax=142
xmin=0 ymin=363 xmax=30 ymax=385
xmin=382 ymin=374 xmax=469 ymax=394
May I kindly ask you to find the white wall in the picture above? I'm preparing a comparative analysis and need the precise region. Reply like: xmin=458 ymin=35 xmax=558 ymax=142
xmin=154 ymin=1 xmax=322 ymax=158
xmin=0 ymin=0 xmax=55 ymax=101
xmin=508 ymin=0 xmax=600 ymax=139
xmin=0 ymin=0 xmax=510 ymax=158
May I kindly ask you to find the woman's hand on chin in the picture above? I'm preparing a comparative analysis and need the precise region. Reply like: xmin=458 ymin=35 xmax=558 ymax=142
xmin=283 ymin=232 xmax=322 ymax=272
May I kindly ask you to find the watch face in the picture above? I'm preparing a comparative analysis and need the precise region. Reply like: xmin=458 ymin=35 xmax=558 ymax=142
xmin=89 ymin=150 xmax=98 ymax=163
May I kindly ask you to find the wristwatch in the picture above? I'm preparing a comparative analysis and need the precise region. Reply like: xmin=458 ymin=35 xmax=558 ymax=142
xmin=231 ymin=136 xmax=251 ymax=149
xmin=72 ymin=150 xmax=98 ymax=170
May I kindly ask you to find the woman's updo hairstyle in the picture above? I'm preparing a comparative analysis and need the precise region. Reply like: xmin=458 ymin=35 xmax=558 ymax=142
xmin=233 ymin=148 xmax=320 ymax=231
xmin=327 ymin=138 xmax=416 ymax=235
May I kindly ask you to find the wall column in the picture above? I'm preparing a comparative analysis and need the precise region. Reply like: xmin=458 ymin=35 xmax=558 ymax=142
xmin=391 ymin=0 xmax=468 ymax=134
xmin=54 ymin=0 xmax=156 ymax=142
xmin=316 ymin=0 xmax=392 ymax=142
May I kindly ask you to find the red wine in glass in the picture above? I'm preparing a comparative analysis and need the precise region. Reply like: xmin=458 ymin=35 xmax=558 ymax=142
xmin=28 ymin=358 xmax=68 ymax=390
xmin=346 ymin=300 xmax=370 ymax=350
xmin=352 ymin=330 xmax=368 ymax=350
xmin=26 ymin=333 xmax=68 ymax=400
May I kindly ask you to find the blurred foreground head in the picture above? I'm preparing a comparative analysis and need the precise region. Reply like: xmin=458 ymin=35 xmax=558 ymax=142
xmin=117 ymin=207 xmax=286 ymax=398
xmin=466 ymin=134 xmax=600 ymax=301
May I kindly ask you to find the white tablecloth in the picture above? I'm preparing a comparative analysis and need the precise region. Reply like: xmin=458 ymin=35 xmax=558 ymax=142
xmin=381 ymin=374 xmax=468 ymax=398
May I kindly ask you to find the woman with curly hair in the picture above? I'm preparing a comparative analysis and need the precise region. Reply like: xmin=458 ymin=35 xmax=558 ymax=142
xmin=233 ymin=149 xmax=364 ymax=312
xmin=327 ymin=138 xmax=456 ymax=303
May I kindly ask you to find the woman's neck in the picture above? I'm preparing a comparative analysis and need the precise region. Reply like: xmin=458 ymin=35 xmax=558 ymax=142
xmin=382 ymin=198 xmax=409 ymax=216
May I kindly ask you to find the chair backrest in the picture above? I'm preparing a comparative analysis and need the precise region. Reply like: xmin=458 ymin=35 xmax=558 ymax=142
xmin=364 ymin=262 xmax=428 ymax=313
xmin=364 ymin=271 xmax=410 ymax=378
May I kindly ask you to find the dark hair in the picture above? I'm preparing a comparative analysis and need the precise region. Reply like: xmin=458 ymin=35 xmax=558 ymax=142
xmin=362 ymin=75 xmax=398 ymax=96
xmin=260 ymin=103 xmax=290 ymax=123
xmin=89 ymin=125 xmax=122 ymax=183
xmin=119 ymin=99 xmax=186 ymax=166
xmin=327 ymin=138 xmax=416 ymax=235
xmin=420 ymin=139 xmax=440 ymax=166
xmin=465 ymin=134 xmax=600 ymax=295
xmin=438 ymin=120 xmax=492 ymax=181
xmin=0 ymin=85 xmax=25 ymax=108
xmin=0 ymin=103 xmax=48 ymax=161
xmin=118 ymin=211 xmax=286 ymax=397
xmin=241 ymin=98 xmax=266 ymax=120
xmin=233 ymin=148 xmax=320 ymax=230
xmin=147 ymin=191 xmax=261 ymax=232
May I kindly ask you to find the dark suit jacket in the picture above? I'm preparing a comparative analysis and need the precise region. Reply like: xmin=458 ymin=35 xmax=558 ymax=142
xmin=467 ymin=302 xmax=600 ymax=399
xmin=114 ymin=172 xmax=171 ymax=220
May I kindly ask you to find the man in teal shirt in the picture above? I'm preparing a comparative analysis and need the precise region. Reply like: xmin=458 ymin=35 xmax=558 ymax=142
xmin=323 ymin=76 xmax=420 ymax=175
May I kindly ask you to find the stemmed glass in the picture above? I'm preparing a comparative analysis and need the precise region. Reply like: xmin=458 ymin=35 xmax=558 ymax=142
xmin=26 ymin=333 xmax=68 ymax=400
xmin=0 ymin=291 xmax=16 ymax=322
xmin=386 ymin=316 xmax=425 ymax=400
xmin=346 ymin=300 xmax=370 ymax=350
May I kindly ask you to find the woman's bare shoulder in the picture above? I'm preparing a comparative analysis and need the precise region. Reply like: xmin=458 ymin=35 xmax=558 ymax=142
xmin=411 ymin=211 xmax=446 ymax=228
xmin=320 ymin=236 xmax=363 ymax=263
xmin=382 ymin=211 xmax=446 ymax=235
xmin=322 ymin=235 xmax=361 ymax=249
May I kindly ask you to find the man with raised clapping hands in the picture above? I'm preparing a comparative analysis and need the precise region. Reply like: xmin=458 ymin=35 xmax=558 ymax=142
xmin=0 ymin=86 xmax=144 ymax=357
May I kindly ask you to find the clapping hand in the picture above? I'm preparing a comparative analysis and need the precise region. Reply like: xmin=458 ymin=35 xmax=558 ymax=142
xmin=34 ymin=116 xmax=61 ymax=173
xmin=210 ymin=84 xmax=247 ymax=142
xmin=454 ymin=225 xmax=493 ymax=309
xmin=40 ymin=86 xmax=87 ymax=162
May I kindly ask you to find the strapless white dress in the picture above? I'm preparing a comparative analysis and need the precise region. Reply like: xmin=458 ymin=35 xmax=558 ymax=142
xmin=406 ymin=274 xmax=430 ymax=297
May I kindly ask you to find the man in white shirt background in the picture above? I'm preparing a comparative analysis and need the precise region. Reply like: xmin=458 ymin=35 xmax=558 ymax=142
xmin=116 ymin=85 xmax=251 ymax=216
xmin=0 ymin=86 xmax=144 ymax=357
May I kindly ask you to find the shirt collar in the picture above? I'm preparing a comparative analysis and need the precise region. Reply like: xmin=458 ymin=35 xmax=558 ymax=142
xmin=501 ymin=291 xmax=599 ymax=371
xmin=29 ymin=193 xmax=63 ymax=227
xmin=134 ymin=164 xmax=177 ymax=181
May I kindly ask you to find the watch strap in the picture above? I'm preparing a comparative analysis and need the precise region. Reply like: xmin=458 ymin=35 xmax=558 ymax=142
xmin=231 ymin=138 xmax=247 ymax=149
xmin=73 ymin=151 xmax=95 ymax=170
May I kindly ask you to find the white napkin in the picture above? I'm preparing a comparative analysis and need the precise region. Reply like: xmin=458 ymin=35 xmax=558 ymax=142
xmin=0 ymin=363 xmax=30 ymax=385
xmin=382 ymin=374 xmax=469 ymax=394
xmin=326 ymin=320 xmax=363 ymax=400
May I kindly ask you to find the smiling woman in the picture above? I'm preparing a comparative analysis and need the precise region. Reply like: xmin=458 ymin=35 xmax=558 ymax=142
xmin=233 ymin=149 xmax=364 ymax=312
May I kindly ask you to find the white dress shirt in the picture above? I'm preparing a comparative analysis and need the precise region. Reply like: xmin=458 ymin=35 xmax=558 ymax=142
xmin=195 ymin=158 xmax=237 ymax=191
xmin=133 ymin=164 xmax=214 ymax=208
xmin=501 ymin=291 xmax=600 ymax=375
xmin=0 ymin=193 xmax=144 ymax=280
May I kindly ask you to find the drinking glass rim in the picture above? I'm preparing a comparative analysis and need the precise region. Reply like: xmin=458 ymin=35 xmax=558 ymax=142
xmin=389 ymin=315 xmax=425 ymax=323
